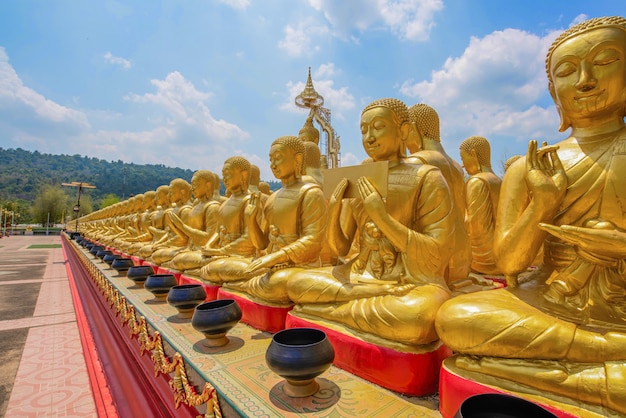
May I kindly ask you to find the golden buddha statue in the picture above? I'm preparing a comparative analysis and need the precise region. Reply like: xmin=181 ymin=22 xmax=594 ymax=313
xmin=459 ymin=135 xmax=502 ymax=275
xmin=286 ymin=98 xmax=455 ymax=348
xmin=120 ymin=191 xmax=156 ymax=253
xmin=137 ymin=185 xmax=171 ymax=259
xmin=302 ymin=140 xmax=324 ymax=186
xmin=504 ymin=154 xmax=522 ymax=172
xmin=407 ymin=103 xmax=471 ymax=283
xmin=435 ymin=16 xmax=626 ymax=415
xmin=195 ymin=157 xmax=257 ymax=279
xmin=150 ymin=178 xmax=193 ymax=264
xmin=299 ymin=114 xmax=320 ymax=145
xmin=222 ymin=135 xmax=327 ymax=305
xmin=161 ymin=170 xmax=221 ymax=271
xmin=129 ymin=186 xmax=168 ymax=255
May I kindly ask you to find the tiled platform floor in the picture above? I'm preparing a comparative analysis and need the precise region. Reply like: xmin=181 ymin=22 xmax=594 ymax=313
xmin=0 ymin=235 xmax=98 ymax=418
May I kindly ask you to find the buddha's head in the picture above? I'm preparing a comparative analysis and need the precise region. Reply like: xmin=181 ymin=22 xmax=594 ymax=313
xmin=169 ymin=178 xmax=192 ymax=204
xmin=222 ymin=156 xmax=251 ymax=194
xmin=299 ymin=115 xmax=320 ymax=145
xmin=303 ymin=141 xmax=322 ymax=170
xmin=155 ymin=185 xmax=170 ymax=206
xmin=504 ymin=155 xmax=522 ymax=172
xmin=259 ymin=181 xmax=271 ymax=195
xmin=546 ymin=16 xmax=626 ymax=131
xmin=361 ymin=98 xmax=411 ymax=162
xmin=269 ymin=135 xmax=305 ymax=181
xmin=133 ymin=194 xmax=144 ymax=212
xmin=143 ymin=191 xmax=156 ymax=210
xmin=191 ymin=170 xmax=215 ymax=199
xmin=249 ymin=164 xmax=261 ymax=189
xmin=460 ymin=136 xmax=491 ymax=175
xmin=409 ymin=104 xmax=440 ymax=142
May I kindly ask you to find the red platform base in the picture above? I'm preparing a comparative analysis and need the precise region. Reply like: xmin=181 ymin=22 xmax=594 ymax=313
xmin=286 ymin=312 xmax=451 ymax=396
xmin=439 ymin=356 xmax=603 ymax=418
xmin=179 ymin=275 xmax=220 ymax=301
xmin=217 ymin=289 xmax=291 ymax=333
xmin=155 ymin=266 xmax=182 ymax=281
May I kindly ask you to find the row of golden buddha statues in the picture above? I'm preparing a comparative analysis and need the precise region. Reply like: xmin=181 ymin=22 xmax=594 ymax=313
xmin=77 ymin=16 xmax=626 ymax=415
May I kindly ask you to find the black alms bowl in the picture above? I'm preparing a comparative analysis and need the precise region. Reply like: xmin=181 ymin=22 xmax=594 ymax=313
xmin=111 ymin=257 xmax=135 ymax=275
xmin=144 ymin=274 xmax=178 ymax=301
xmin=167 ymin=284 xmax=207 ymax=319
xmin=126 ymin=265 xmax=155 ymax=286
xmin=265 ymin=328 xmax=335 ymax=397
xmin=191 ymin=299 xmax=242 ymax=347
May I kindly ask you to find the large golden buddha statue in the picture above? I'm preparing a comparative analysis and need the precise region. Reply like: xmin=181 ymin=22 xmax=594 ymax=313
xmin=137 ymin=185 xmax=172 ymax=259
xmin=435 ymin=16 xmax=626 ymax=415
xmin=222 ymin=135 xmax=327 ymax=304
xmin=407 ymin=104 xmax=471 ymax=283
xmin=459 ymin=135 xmax=502 ymax=275
xmin=286 ymin=98 xmax=454 ymax=348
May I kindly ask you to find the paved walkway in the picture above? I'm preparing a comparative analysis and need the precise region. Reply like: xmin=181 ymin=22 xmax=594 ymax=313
xmin=0 ymin=235 xmax=97 ymax=418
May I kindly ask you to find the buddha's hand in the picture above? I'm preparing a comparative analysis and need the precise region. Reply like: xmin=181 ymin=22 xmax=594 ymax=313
xmin=539 ymin=220 xmax=626 ymax=259
xmin=329 ymin=178 xmax=349 ymax=216
xmin=526 ymin=140 xmax=567 ymax=211
xmin=201 ymin=247 xmax=226 ymax=256
xmin=357 ymin=177 xmax=385 ymax=220
xmin=245 ymin=191 xmax=262 ymax=222
xmin=244 ymin=252 xmax=282 ymax=274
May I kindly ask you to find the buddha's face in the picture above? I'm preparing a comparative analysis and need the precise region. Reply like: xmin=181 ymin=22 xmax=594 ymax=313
xmin=550 ymin=27 xmax=626 ymax=123
xmin=168 ymin=185 xmax=183 ymax=203
xmin=361 ymin=106 xmax=403 ymax=162
xmin=269 ymin=143 xmax=299 ymax=180
xmin=222 ymin=163 xmax=244 ymax=193
xmin=191 ymin=174 xmax=208 ymax=198
xmin=156 ymin=190 xmax=169 ymax=206
xmin=460 ymin=148 xmax=480 ymax=175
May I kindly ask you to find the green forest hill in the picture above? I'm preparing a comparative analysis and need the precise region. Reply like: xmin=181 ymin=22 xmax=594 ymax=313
xmin=0 ymin=147 xmax=279 ymax=219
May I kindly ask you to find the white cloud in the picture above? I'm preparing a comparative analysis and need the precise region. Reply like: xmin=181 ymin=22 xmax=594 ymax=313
xmin=125 ymin=71 xmax=247 ymax=141
xmin=280 ymin=63 xmax=355 ymax=118
xmin=0 ymin=47 xmax=90 ymax=133
xmin=219 ymin=0 xmax=250 ymax=10
xmin=104 ymin=52 xmax=131 ymax=69
xmin=307 ymin=0 xmax=443 ymax=41
xmin=399 ymin=28 xmax=562 ymax=143
xmin=278 ymin=21 xmax=328 ymax=57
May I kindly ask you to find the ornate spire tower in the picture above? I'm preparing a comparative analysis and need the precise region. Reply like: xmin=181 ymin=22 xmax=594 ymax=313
xmin=295 ymin=67 xmax=340 ymax=168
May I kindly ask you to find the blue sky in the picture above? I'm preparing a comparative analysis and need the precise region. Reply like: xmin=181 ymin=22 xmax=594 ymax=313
xmin=1 ymin=1 xmax=624 ymax=182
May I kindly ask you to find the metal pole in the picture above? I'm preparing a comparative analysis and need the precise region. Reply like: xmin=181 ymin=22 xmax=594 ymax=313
xmin=11 ymin=211 xmax=14 ymax=236
xmin=46 ymin=213 xmax=50 ymax=235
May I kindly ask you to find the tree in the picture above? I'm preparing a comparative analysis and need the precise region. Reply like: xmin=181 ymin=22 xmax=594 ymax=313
xmin=99 ymin=193 xmax=121 ymax=209
xmin=31 ymin=185 xmax=68 ymax=227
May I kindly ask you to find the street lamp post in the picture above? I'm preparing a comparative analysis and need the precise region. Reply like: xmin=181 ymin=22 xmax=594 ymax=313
xmin=62 ymin=182 xmax=96 ymax=234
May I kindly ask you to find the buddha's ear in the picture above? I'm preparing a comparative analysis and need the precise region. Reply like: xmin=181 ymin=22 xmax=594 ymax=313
xmin=549 ymin=81 xmax=570 ymax=132
xmin=400 ymin=121 xmax=412 ymax=142
xmin=295 ymin=152 xmax=304 ymax=175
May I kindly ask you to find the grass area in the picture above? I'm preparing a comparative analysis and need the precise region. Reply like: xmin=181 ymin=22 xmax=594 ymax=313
xmin=27 ymin=244 xmax=62 ymax=249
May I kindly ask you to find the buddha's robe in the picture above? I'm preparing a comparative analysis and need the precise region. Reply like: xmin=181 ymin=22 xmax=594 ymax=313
xmin=465 ymin=171 xmax=501 ymax=275
xmin=287 ymin=162 xmax=454 ymax=347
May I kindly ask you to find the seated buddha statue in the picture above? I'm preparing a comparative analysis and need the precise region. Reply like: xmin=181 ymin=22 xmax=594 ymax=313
xmin=459 ymin=135 xmax=502 ymax=276
xmin=286 ymin=98 xmax=455 ymax=348
xmin=119 ymin=190 xmax=156 ymax=253
xmin=112 ymin=194 xmax=144 ymax=249
xmin=406 ymin=103 xmax=471 ymax=283
xmin=161 ymin=170 xmax=221 ymax=271
xmin=435 ymin=16 xmax=626 ymax=415
xmin=219 ymin=135 xmax=327 ymax=305
xmin=150 ymin=178 xmax=193 ymax=264
xmin=128 ymin=186 xmax=168 ymax=256
xmin=137 ymin=185 xmax=172 ymax=259
xmin=194 ymin=157 xmax=258 ymax=278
